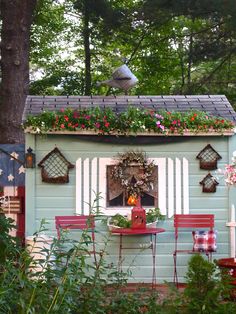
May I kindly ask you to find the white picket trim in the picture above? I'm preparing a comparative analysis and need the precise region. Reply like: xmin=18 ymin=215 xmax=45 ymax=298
xmin=152 ymin=158 xmax=166 ymax=215
xmin=91 ymin=157 xmax=98 ymax=206
xmin=98 ymin=158 xmax=116 ymax=214
xmin=183 ymin=158 xmax=189 ymax=214
xmin=175 ymin=158 xmax=182 ymax=214
xmin=83 ymin=158 xmax=90 ymax=215
xmin=167 ymin=158 xmax=174 ymax=218
xmin=76 ymin=158 xmax=82 ymax=214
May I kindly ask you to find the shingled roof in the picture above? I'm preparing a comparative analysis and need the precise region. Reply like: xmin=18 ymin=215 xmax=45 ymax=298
xmin=22 ymin=95 xmax=236 ymax=123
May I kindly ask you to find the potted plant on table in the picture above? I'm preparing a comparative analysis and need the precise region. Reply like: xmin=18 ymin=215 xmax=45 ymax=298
xmin=107 ymin=207 xmax=165 ymax=231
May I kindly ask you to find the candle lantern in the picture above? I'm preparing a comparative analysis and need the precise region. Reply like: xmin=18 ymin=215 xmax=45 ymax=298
xmin=127 ymin=195 xmax=138 ymax=206
xmin=131 ymin=197 xmax=146 ymax=229
xmin=25 ymin=147 xmax=36 ymax=168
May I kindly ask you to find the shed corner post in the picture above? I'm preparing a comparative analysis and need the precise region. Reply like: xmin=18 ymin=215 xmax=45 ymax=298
xmin=25 ymin=133 xmax=36 ymax=236
xmin=227 ymin=134 xmax=236 ymax=257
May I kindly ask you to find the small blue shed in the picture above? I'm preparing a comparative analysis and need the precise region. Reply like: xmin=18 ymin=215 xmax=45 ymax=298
xmin=22 ymin=95 xmax=236 ymax=283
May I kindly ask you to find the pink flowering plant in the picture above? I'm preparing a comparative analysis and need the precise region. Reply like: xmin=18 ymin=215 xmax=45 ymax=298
xmin=23 ymin=106 xmax=234 ymax=135
xmin=221 ymin=152 xmax=236 ymax=186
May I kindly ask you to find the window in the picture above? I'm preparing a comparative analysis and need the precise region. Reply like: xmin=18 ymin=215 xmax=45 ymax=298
xmin=106 ymin=165 xmax=158 ymax=207
xmin=76 ymin=157 xmax=189 ymax=217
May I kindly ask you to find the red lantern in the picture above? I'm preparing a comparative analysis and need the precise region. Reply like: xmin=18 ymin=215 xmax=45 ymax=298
xmin=131 ymin=197 xmax=146 ymax=229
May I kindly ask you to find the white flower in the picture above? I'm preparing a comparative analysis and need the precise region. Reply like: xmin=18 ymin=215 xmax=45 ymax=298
xmin=36 ymin=127 xmax=41 ymax=133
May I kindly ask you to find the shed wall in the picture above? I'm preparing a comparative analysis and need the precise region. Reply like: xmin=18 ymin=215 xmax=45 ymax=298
xmin=25 ymin=134 xmax=236 ymax=283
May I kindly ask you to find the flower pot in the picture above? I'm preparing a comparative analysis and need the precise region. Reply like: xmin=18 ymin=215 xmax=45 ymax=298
xmin=217 ymin=258 xmax=236 ymax=299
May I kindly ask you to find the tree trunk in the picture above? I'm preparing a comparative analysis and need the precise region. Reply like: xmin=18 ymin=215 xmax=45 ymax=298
xmin=0 ymin=0 xmax=37 ymax=143
xmin=83 ymin=1 xmax=91 ymax=96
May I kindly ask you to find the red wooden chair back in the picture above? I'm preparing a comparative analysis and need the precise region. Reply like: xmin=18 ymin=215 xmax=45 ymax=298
xmin=55 ymin=215 xmax=95 ymax=239
xmin=55 ymin=215 xmax=97 ymax=267
xmin=174 ymin=214 xmax=214 ymax=238
xmin=173 ymin=214 xmax=215 ymax=285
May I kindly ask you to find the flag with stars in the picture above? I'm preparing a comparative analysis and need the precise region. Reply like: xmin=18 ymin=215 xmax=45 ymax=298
xmin=0 ymin=144 xmax=25 ymax=186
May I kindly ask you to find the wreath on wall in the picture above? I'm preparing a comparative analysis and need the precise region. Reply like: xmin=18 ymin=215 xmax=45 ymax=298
xmin=111 ymin=151 xmax=156 ymax=199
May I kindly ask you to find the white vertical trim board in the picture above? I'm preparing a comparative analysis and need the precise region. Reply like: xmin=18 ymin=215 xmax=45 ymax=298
xmin=91 ymin=157 xmax=98 ymax=208
xmin=183 ymin=158 xmax=189 ymax=214
xmin=83 ymin=158 xmax=90 ymax=215
xmin=98 ymin=158 xmax=114 ymax=213
xmin=76 ymin=158 xmax=82 ymax=214
xmin=167 ymin=158 xmax=174 ymax=218
xmin=152 ymin=158 xmax=166 ymax=215
xmin=175 ymin=158 xmax=182 ymax=214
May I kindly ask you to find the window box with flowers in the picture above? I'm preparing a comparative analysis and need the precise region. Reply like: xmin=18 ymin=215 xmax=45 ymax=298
xmin=23 ymin=107 xmax=235 ymax=136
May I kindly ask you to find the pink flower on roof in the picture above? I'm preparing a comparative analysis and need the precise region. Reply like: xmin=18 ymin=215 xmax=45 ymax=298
xmin=156 ymin=121 xmax=165 ymax=131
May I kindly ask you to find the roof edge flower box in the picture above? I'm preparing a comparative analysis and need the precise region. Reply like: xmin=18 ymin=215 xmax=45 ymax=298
xmin=22 ymin=102 xmax=235 ymax=137
xmin=24 ymin=127 xmax=235 ymax=136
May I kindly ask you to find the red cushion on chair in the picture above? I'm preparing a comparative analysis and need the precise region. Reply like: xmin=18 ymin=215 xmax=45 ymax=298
xmin=192 ymin=230 xmax=217 ymax=253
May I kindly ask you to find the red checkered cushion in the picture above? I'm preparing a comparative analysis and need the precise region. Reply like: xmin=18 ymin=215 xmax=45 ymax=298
xmin=192 ymin=230 xmax=217 ymax=253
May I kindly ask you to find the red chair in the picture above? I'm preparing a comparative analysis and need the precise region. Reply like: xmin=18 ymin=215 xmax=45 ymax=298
xmin=55 ymin=215 xmax=97 ymax=267
xmin=173 ymin=214 xmax=215 ymax=286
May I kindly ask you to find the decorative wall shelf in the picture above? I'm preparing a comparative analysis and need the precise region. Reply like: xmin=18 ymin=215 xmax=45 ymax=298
xmin=197 ymin=144 xmax=222 ymax=170
xmin=200 ymin=173 xmax=219 ymax=193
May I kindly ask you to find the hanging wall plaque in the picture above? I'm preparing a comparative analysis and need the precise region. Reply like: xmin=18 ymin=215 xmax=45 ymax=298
xmin=196 ymin=144 xmax=222 ymax=170
xmin=38 ymin=147 xmax=74 ymax=183
xmin=200 ymin=173 xmax=219 ymax=193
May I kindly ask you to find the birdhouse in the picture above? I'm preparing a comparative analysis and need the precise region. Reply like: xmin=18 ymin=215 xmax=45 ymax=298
xmin=131 ymin=197 xmax=146 ymax=229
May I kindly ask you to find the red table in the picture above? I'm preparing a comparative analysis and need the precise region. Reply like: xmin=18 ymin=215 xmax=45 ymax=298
xmin=111 ymin=227 xmax=165 ymax=287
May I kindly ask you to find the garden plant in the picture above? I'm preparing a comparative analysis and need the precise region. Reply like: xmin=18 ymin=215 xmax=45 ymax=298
xmin=1 ymin=212 xmax=236 ymax=313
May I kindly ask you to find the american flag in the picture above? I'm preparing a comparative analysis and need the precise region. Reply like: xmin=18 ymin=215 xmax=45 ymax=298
xmin=0 ymin=144 xmax=25 ymax=187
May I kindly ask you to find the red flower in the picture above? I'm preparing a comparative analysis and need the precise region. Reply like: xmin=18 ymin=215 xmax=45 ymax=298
xmin=105 ymin=122 xmax=110 ymax=127
xmin=73 ymin=111 xmax=79 ymax=119
xmin=81 ymin=124 xmax=85 ymax=129
xmin=191 ymin=117 xmax=195 ymax=121
xmin=60 ymin=124 xmax=65 ymax=129
xmin=64 ymin=115 xmax=69 ymax=122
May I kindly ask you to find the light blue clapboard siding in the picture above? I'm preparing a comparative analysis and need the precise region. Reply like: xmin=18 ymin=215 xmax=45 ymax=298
xmin=26 ymin=133 xmax=236 ymax=283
